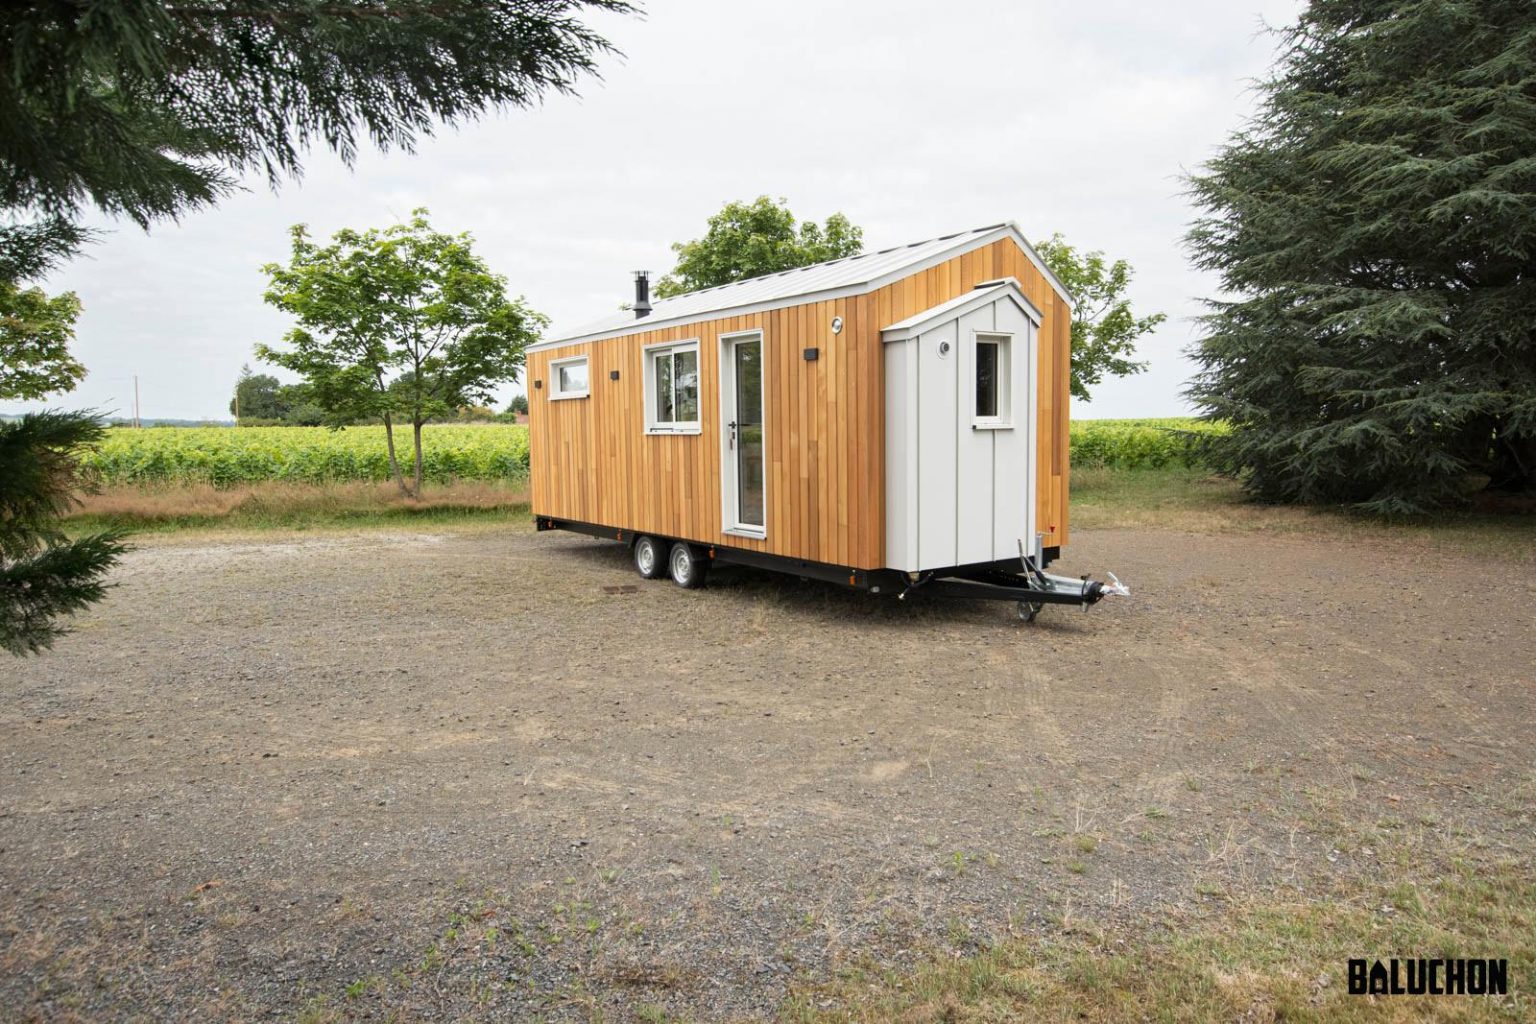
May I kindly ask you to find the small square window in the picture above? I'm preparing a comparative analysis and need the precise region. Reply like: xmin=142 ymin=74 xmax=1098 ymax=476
xmin=644 ymin=341 xmax=701 ymax=433
xmin=974 ymin=333 xmax=1011 ymax=427
xmin=549 ymin=356 xmax=589 ymax=400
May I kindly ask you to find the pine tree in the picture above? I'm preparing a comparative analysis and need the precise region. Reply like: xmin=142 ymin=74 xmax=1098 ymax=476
xmin=0 ymin=412 xmax=127 ymax=655
xmin=1 ymin=1 xmax=632 ymax=652
xmin=1186 ymin=0 xmax=1536 ymax=514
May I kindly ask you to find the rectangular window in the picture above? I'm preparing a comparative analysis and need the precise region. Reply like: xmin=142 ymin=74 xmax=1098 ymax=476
xmin=974 ymin=333 xmax=1011 ymax=427
xmin=549 ymin=356 xmax=589 ymax=400
xmin=644 ymin=341 xmax=700 ymax=433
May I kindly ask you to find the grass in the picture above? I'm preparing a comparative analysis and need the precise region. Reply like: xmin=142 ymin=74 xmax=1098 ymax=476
xmin=1071 ymin=467 xmax=1536 ymax=559
xmin=784 ymin=855 xmax=1533 ymax=1023
xmin=65 ymin=480 xmax=530 ymax=534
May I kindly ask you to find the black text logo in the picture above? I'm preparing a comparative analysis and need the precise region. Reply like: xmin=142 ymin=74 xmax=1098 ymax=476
xmin=1347 ymin=959 xmax=1508 ymax=996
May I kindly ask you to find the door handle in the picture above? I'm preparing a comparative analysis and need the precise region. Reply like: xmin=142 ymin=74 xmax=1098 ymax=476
xmin=728 ymin=420 xmax=737 ymax=450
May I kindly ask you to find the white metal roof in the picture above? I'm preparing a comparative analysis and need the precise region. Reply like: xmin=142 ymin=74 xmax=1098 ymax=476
xmin=531 ymin=222 xmax=1071 ymax=351
xmin=880 ymin=278 xmax=1042 ymax=341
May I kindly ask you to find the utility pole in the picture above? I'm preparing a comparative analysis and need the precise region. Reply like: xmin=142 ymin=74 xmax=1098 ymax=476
xmin=133 ymin=375 xmax=141 ymax=428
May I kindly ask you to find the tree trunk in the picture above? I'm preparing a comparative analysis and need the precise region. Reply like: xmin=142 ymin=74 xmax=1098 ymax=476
xmin=382 ymin=412 xmax=411 ymax=496
xmin=412 ymin=418 xmax=425 ymax=498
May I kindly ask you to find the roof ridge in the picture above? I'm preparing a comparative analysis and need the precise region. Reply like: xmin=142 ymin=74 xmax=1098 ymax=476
xmin=535 ymin=220 xmax=1069 ymax=350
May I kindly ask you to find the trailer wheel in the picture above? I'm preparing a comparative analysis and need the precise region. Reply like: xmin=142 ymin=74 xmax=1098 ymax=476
xmin=633 ymin=536 xmax=666 ymax=580
xmin=1017 ymin=600 xmax=1044 ymax=623
xmin=668 ymin=542 xmax=708 ymax=589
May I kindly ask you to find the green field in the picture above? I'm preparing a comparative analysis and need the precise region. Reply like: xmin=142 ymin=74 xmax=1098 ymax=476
xmin=1069 ymin=416 xmax=1224 ymax=469
xmin=82 ymin=423 xmax=531 ymax=486
xmin=81 ymin=418 xmax=1216 ymax=487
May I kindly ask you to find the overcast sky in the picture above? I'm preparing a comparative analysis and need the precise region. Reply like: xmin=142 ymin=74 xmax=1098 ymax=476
xmin=2 ymin=0 xmax=1302 ymax=423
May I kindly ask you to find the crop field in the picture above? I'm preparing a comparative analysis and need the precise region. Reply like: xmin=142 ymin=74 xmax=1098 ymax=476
xmin=82 ymin=423 xmax=531 ymax=486
xmin=80 ymin=418 xmax=1217 ymax=488
xmin=1068 ymin=416 xmax=1225 ymax=469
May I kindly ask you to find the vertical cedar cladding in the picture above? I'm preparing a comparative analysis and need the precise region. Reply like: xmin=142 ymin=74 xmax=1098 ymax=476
xmin=529 ymin=235 xmax=1071 ymax=569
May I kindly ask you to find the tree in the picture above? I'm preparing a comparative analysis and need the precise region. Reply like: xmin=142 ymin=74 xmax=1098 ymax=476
xmin=0 ymin=217 xmax=124 ymax=655
xmin=0 ymin=1 xmax=633 ymax=233
xmin=654 ymin=197 xmax=863 ymax=297
xmin=508 ymin=393 xmax=530 ymax=416
xmin=0 ymin=0 xmax=631 ymax=652
xmin=230 ymin=365 xmax=286 ymax=421
xmin=1186 ymin=0 xmax=1536 ymax=514
xmin=0 ymin=412 xmax=127 ymax=655
xmin=258 ymin=210 xmax=546 ymax=496
xmin=1 ymin=279 xmax=85 ymax=400
xmin=1035 ymin=234 xmax=1164 ymax=401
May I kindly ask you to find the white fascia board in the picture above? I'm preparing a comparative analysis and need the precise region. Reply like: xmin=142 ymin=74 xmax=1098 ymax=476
xmin=529 ymin=223 xmax=1073 ymax=354
xmin=880 ymin=281 xmax=1042 ymax=342
xmin=527 ymin=279 xmax=871 ymax=353
xmin=1001 ymin=222 xmax=1076 ymax=313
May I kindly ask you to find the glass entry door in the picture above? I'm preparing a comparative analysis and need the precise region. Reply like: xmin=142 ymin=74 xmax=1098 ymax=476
xmin=722 ymin=333 xmax=766 ymax=534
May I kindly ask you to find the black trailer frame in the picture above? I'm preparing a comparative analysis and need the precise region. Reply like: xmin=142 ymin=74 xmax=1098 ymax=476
xmin=535 ymin=515 xmax=1108 ymax=613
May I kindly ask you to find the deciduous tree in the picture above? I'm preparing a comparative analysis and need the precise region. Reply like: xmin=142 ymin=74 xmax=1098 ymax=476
xmin=258 ymin=211 xmax=546 ymax=496
xmin=1035 ymin=234 xmax=1163 ymax=401
xmin=655 ymin=198 xmax=863 ymax=298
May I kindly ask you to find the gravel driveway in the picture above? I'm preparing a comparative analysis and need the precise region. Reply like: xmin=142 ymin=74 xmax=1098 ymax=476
xmin=2 ymin=523 xmax=1532 ymax=1021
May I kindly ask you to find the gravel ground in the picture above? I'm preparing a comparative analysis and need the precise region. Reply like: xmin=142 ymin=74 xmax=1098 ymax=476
xmin=2 ymin=523 xmax=1532 ymax=1021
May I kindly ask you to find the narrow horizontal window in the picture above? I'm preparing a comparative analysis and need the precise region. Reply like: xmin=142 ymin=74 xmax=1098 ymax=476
xmin=549 ymin=356 xmax=589 ymax=400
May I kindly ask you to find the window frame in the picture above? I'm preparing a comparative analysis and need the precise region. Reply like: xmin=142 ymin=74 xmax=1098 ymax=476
xmin=642 ymin=339 xmax=702 ymax=435
xmin=718 ymin=328 xmax=768 ymax=539
xmin=971 ymin=330 xmax=1013 ymax=430
xmin=548 ymin=355 xmax=590 ymax=401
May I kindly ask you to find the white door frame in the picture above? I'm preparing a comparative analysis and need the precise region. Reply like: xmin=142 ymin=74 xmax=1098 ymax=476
xmin=718 ymin=328 xmax=767 ymax=538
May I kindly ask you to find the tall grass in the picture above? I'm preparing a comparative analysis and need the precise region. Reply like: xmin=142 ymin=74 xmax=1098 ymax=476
xmin=67 ymin=480 xmax=530 ymax=534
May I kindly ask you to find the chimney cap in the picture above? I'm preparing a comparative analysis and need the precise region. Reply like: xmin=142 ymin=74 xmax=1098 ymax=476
xmin=632 ymin=270 xmax=652 ymax=319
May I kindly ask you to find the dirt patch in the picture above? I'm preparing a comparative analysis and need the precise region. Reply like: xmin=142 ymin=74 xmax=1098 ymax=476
xmin=1 ymin=524 xmax=1532 ymax=1021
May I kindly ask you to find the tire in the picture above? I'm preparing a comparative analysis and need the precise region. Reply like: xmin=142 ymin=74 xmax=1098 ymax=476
xmin=668 ymin=541 xmax=709 ymax=589
xmin=633 ymin=535 xmax=666 ymax=580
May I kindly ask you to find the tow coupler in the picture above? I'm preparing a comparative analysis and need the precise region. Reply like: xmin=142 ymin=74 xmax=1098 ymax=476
xmin=896 ymin=540 xmax=1129 ymax=621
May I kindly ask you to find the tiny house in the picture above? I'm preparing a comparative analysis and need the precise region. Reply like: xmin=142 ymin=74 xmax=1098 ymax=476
xmin=529 ymin=223 xmax=1124 ymax=614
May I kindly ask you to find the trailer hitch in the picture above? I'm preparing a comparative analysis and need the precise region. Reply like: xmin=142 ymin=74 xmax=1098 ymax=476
xmin=891 ymin=541 xmax=1128 ymax=621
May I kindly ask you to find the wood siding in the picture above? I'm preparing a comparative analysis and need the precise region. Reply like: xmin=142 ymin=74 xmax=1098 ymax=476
xmin=528 ymin=237 xmax=1070 ymax=570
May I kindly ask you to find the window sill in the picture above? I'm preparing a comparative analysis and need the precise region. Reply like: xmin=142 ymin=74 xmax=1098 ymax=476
xmin=972 ymin=420 xmax=1013 ymax=431
xmin=549 ymin=392 xmax=589 ymax=401
xmin=723 ymin=526 xmax=766 ymax=540
xmin=644 ymin=425 xmax=702 ymax=436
